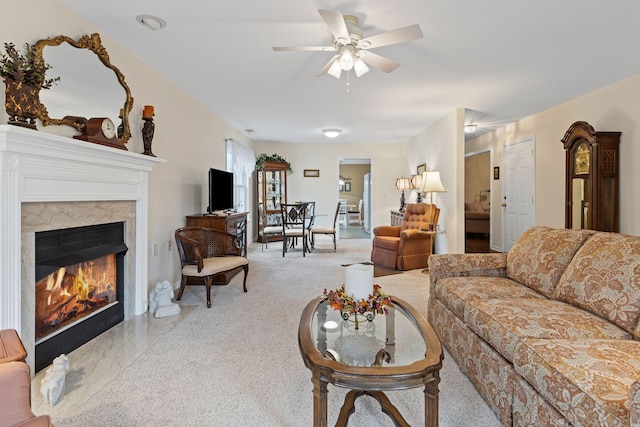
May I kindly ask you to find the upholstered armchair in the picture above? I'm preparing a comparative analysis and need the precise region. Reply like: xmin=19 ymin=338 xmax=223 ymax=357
xmin=371 ymin=203 xmax=440 ymax=270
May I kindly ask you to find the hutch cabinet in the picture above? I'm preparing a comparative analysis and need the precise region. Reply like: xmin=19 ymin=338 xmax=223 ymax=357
xmin=257 ymin=161 xmax=288 ymax=242
xmin=561 ymin=121 xmax=620 ymax=232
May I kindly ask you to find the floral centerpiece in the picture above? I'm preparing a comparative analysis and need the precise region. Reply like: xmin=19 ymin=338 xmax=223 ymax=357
xmin=255 ymin=153 xmax=293 ymax=174
xmin=1 ymin=42 xmax=60 ymax=129
xmin=323 ymin=284 xmax=393 ymax=319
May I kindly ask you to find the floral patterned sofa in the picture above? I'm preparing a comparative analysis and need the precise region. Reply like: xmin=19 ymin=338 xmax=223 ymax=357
xmin=428 ymin=226 xmax=640 ymax=426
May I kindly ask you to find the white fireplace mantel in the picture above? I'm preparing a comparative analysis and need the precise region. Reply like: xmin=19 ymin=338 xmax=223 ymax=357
xmin=0 ymin=125 xmax=165 ymax=334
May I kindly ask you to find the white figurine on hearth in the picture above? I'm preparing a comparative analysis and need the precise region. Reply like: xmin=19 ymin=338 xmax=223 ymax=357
xmin=149 ymin=280 xmax=181 ymax=318
xmin=40 ymin=354 xmax=70 ymax=406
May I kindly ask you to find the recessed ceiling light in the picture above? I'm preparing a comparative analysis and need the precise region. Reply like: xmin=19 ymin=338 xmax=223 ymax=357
xmin=136 ymin=15 xmax=167 ymax=31
xmin=244 ymin=129 xmax=255 ymax=135
xmin=322 ymin=129 xmax=342 ymax=138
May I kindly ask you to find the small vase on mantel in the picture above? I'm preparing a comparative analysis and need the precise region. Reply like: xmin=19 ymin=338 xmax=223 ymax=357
xmin=4 ymin=80 xmax=40 ymax=130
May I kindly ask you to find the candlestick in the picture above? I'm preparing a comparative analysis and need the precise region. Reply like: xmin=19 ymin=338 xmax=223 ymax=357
xmin=344 ymin=263 xmax=374 ymax=302
xmin=142 ymin=117 xmax=156 ymax=157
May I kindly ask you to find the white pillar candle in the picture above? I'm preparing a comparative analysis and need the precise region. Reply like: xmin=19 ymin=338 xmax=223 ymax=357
xmin=344 ymin=263 xmax=374 ymax=302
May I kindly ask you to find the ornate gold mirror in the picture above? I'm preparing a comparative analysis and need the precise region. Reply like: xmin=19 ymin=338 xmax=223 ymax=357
xmin=34 ymin=33 xmax=133 ymax=144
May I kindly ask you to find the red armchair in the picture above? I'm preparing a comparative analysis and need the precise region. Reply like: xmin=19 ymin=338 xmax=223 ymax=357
xmin=371 ymin=203 xmax=440 ymax=270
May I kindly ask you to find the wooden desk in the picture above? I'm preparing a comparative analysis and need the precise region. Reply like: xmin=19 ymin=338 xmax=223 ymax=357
xmin=186 ymin=212 xmax=248 ymax=284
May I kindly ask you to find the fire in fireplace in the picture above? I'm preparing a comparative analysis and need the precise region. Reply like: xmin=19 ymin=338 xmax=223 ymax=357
xmin=35 ymin=222 xmax=127 ymax=372
xmin=35 ymin=254 xmax=118 ymax=341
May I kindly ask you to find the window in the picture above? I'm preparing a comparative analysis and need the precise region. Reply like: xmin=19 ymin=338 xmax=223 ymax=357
xmin=226 ymin=139 xmax=255 ymax=224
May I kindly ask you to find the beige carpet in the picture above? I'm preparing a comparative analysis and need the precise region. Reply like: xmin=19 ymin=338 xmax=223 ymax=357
xmin=50 ymin=239 xmax=500 ymax=426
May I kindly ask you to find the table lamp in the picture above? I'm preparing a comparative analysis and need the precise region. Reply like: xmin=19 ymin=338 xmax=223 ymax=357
xmin=411 ymin=173 xmax=424 ymax=203
xmin=418 ymin=171 xmax=446 ymax=231
xmin=395 ymin=177 xmax=413 ymax=212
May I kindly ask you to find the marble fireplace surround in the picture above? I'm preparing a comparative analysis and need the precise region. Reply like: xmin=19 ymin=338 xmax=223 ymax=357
xmin=0 ymin=125 xmax=165 ymax=370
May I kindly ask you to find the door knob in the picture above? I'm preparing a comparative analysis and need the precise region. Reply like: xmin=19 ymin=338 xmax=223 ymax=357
xmin=501 ymin=203 xmax=507 ymax=207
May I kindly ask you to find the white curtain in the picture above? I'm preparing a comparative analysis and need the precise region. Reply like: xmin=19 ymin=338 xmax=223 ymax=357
xmin=226 ymin=139 xmax=255 ymax=224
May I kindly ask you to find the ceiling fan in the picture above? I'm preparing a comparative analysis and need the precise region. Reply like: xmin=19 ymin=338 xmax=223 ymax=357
xmin=272 ymin=9 xmax=423 ymax=79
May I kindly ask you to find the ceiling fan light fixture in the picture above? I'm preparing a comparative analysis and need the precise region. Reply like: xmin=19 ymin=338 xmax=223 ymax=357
xmin=339 ymin=46 xmax=355 ymax=70
xmin=353 ymin=58 xmax=369 ymax=77
xmin=322 ymin=129 xmax=342 ymax=138
xmin=136 ymin=14 xmax=167 ymax=31
xmin=327 ymin=60 xmax=342 ymax=78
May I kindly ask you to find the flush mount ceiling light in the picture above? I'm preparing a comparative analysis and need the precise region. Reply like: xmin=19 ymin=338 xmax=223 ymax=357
xmin=322 ymin=129 xmax=342 ymax=138
xmin=464 ymin=124 xmax=478 ymax=133
xmin=136 ymin=15 xmax=167 ymax=31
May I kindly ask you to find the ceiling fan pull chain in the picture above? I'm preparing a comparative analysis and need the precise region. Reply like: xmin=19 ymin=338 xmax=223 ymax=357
xmin=347 ymin=70 xmax=351 ymax=93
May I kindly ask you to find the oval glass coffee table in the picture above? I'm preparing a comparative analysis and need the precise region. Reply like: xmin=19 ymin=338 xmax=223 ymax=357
xmin=298 ymin=295 xmax=443 ymax=427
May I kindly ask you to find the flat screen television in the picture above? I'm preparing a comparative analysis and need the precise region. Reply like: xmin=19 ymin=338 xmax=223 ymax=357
xmin=207 ymin=168 xmax=234 ymax=213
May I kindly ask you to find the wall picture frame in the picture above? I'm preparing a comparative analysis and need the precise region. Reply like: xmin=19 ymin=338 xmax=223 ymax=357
xmin=304 ymin=169 xmax=320 ymax=177
xmin=417 ymin=163 xmax=427 ymax=175
xmin=345 ymin=182 xmax=351 ymax=192
xmin=494 ymin=166 xmax=500 ymax=180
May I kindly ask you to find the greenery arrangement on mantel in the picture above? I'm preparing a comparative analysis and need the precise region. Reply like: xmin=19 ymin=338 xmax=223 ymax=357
xmin=255 ymin=153 xmax=294 ymax=174
xmin=1 ymin=42 xmax=59 ymax=89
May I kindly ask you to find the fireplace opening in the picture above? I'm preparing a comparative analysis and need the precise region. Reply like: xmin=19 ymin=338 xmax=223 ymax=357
xmin=35 ymin=222 xmax=127 ymax=372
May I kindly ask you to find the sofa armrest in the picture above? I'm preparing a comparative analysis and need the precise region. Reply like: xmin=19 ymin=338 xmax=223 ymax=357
xmin=373 ymin=226 xmax=401 ymax=237
xmin=428 ymin=253 xmax=508 ymax=295
xmin=630 ymin=378 xmax=640 ymax=426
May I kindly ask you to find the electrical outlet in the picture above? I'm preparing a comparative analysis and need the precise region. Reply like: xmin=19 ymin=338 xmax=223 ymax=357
xmin=167 ymin=239 xmax=171 ymax=251
xmin=153 ymin=243 xmax=158 ymax=256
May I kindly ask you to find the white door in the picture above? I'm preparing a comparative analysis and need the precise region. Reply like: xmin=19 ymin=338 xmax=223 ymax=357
xmin=502 ymin=137 xmax=535 ymax=251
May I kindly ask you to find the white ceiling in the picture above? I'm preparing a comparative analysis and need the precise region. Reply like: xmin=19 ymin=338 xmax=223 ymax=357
xmin=61 ymin=0 xmax=640 ymax=144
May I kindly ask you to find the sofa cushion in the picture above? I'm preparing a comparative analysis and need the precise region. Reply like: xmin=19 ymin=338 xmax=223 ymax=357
xmin=436 ymin=276 xmax=545 ymax=319
xmin=464 ymin=298 xmax=632 ymax=362
xmin=506 ymin=226 xmax=594 ymax=298
xmin=554 ymin=232 xmax=640 ymax=337
xmin=514 ymin=339 xmax=640 ymax=427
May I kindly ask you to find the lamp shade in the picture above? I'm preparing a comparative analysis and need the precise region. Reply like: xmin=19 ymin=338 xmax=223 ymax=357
xmin=419 ymin=171 xmax=446 ymax=193
xmin=395 ymin=177 xmax=412 ymax=191
xmin=411 ymin=173 xmax=423 ymax=190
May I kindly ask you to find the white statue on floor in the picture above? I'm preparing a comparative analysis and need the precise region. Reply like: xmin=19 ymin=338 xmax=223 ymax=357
xmin=40 ymin=354 xmax=70 ymax=406
xmin=149 ymin=280 xmax=181 ymax=318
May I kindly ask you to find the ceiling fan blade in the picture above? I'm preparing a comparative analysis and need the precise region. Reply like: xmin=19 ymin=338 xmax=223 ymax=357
xmin=358 ymin=24 xmax=423 ymax=49
xmin=360 ymin=51 xmax=400 ymax=73
xmin=273 ymin=46 xmax=336 ymax=52
xmin=316 ymin=54 xmax=340 ymax=76
xmin=318 ymin=9 xmax=350 ymax=43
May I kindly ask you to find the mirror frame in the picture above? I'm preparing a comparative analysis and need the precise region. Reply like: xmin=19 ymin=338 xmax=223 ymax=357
xmin=34 ymin=33 xmax=133 ymax=144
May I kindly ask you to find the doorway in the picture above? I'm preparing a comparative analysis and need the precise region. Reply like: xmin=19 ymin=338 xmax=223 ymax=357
xmin=465 ymin=150 xmax=491 ymax=252
xmin=338 ymin=158 xmax=371 ymax=239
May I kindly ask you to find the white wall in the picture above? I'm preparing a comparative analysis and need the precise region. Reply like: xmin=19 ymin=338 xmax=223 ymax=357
xmin=466 ymin=72 xmax=640 ymax=238
xmin=405 ymin=108 xmax=466 ymax=254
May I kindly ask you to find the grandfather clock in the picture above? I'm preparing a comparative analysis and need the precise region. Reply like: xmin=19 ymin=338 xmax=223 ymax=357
xmin=561 ymin=121 xmax=620 ymax=232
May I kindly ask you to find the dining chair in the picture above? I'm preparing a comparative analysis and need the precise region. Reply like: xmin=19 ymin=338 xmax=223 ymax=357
xmin=311 ymin=201 xmax=340 ymax=252
xmin=281 ymin=203 xmax=310 ymax=257
xmin=258 ymin=204 xmax=282 ymax=251
xmin=175 ymin=227 xmax=249 ymax=308
xmin=347 ymin=199 xmax=363 ymax=225
xmin=338 ymin=199 xmax=348 ymax=226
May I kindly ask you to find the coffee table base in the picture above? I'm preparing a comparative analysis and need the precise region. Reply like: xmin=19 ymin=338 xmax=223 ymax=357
xmin=336 ymin=390 xmax=410 ymax=427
